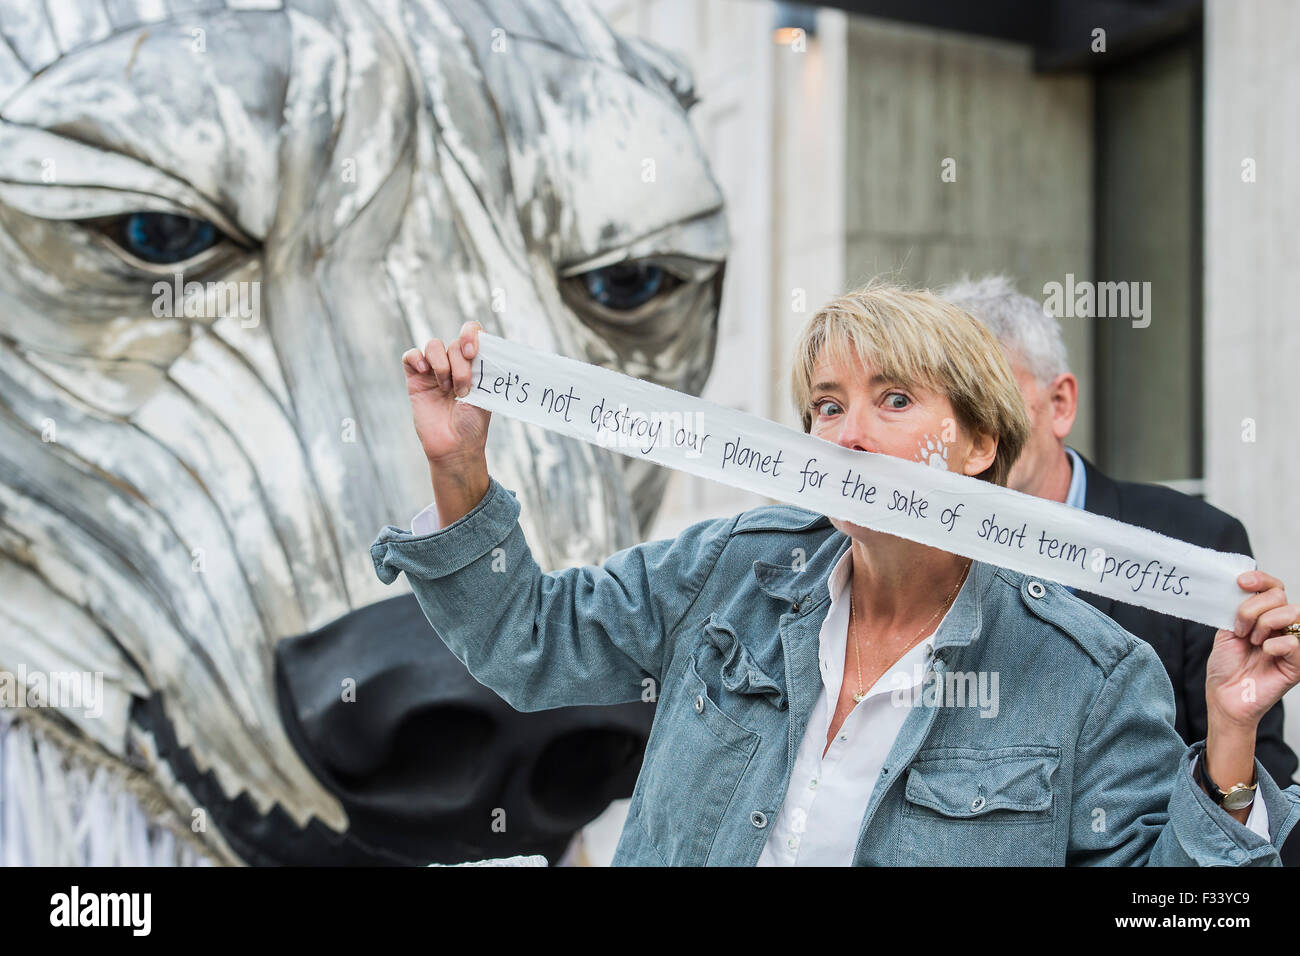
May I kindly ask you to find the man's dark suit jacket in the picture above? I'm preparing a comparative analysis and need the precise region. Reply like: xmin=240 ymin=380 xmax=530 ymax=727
xmin=1073 ymin=451 xmax=1300 ymax=864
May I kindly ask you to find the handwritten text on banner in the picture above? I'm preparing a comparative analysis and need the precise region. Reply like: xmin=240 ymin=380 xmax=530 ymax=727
xmin=456 ymin=333 xmax=1254 ymax=630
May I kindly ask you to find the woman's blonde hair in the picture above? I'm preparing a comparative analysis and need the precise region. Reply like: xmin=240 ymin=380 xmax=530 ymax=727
xmin=790 ymin=279 xmax=1030 ymax=487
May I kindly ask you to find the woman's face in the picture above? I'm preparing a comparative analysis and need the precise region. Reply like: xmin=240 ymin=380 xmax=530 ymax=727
xmin=806 ymin=344 xmax=997 ymax=541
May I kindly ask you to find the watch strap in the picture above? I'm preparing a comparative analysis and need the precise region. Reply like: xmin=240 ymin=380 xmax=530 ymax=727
xmin=1196 ymin=754 xmax=1257 ymax=810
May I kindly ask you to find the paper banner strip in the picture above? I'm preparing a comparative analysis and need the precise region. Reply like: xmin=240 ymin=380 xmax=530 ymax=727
xmin=457 ymin=333 xmax=1253 ymax=630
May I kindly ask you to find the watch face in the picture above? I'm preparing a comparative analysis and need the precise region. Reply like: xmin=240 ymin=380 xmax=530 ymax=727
xmin=1223 ymin=788 xmax=1256 ymax=812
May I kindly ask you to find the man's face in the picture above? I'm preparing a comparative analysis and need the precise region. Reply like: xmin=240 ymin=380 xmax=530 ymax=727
xmin=1005 ymin=355 xmax=1067 ymax=495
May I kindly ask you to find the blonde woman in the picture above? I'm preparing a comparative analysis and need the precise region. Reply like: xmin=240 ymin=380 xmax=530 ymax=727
xmin=372 ymin=283 xmax=1300 ymax=865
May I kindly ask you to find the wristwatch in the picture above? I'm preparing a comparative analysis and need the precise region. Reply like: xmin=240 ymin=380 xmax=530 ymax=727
xmin=1196 ymin=755 xmax=1258 ymax=811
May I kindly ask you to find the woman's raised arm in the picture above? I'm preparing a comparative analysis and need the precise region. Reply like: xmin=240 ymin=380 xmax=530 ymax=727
xmin=371 ymin=476 xmax=736 ymax=711
xmin=376 ymin=323 xmax=738 ymax=711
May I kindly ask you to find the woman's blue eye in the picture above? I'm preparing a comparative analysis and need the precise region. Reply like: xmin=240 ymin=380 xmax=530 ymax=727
xmin=886 ymin=393 xmax=911 ymax=410
xmin=581 ymin=261 xmax=673 ymax=310
xmin=110 ymin=213 xmax=220 ymax=264
xmin=813 ymin=399 xmax=842 ymax=417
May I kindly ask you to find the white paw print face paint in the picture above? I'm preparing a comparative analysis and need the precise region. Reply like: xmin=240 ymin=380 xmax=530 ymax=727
xmin=917 ymin=434 xmax=950 ymax=470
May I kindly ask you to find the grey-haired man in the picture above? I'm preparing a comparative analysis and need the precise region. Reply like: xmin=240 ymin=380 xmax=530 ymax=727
xmin=944 ymin=274 xmax=1300 ymax=865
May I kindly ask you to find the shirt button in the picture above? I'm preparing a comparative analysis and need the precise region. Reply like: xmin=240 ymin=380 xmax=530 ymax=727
xmin=839 ymin=734 xmax=847 ymax=742
xmin=971 ymin=795 xmax=986 ymax=812
xmin=1027 ymin=580 xmax=1046 ymax=599
xmin=750 ymin=810 xmax=768 ymax=829
xmin=787 ymin=836 xmax=799 ymax=850
xmin=694 ymin=695 xmax=704 ymax=714
xmin=809 ymin=777 xmax=819 ymax=790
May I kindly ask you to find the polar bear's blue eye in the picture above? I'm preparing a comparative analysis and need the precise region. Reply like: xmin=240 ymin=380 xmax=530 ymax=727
xmin=581 ymin=261 xmax=676 ymax=310
xmin=109 ymin=212 xmax=220 ymax=264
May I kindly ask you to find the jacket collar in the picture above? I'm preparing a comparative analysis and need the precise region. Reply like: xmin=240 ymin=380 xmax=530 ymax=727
xmin=752 ymin=531 xmax=988 ymax=651
xmin=1077 ymin=448 xmax=1121 ymax=520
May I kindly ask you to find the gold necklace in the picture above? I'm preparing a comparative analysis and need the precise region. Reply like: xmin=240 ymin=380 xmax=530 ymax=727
xmin=850 ymin=559 xmax=971 ymax=703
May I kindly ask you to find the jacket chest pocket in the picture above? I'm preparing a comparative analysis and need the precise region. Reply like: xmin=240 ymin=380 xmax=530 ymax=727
xmin=697 ymin=613 xmax=788 ymax=711
xmin=894 ymin=746 xmax=1061 ymax=866
xmin=631 ymin=617 xmax=779 ymax=865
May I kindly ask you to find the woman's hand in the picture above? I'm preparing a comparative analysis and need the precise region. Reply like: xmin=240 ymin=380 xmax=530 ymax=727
xmin=402 ymin=321 xmax=492 ymax=526
xmin=402 ymin=321 xmax=491 ymax=466
xmin=1202 ymin=570 xmax=1300 ymax=820
xmin=1206 ymin=570 xmax=1300 ymax=730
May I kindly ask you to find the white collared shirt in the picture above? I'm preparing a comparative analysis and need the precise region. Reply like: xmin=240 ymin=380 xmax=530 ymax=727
xmin=757 ymin=547 xmax=950 ymax=866
xmin=408 ymin=501 xmax=1269 ymax=861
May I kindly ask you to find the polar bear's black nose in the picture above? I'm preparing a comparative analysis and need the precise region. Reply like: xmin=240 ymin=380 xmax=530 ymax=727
xmin=272 ymin=594 xmax=654 ymax=865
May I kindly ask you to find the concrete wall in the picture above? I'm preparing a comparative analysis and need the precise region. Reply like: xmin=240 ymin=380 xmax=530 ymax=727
xmin=841 ymin=16 xmax=1096 ymax=456
xmin=1204 ymin=0 xmax=1300 ymax=746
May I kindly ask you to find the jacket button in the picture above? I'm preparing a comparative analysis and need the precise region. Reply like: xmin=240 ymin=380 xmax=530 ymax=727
xmin=750 ymin=810 xmax=768 ymax=829
xmin=971 ymin=795 xmax=986 ymax=812
xmin=694 ymin=695 xmax=704 ymax=714
xmin=1027 ymin=580 xmax=1046 ymax=598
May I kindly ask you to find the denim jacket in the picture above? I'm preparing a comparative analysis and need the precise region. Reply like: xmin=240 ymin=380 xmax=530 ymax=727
xmin=371 ymin=476 xmax=1300 ymax=866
